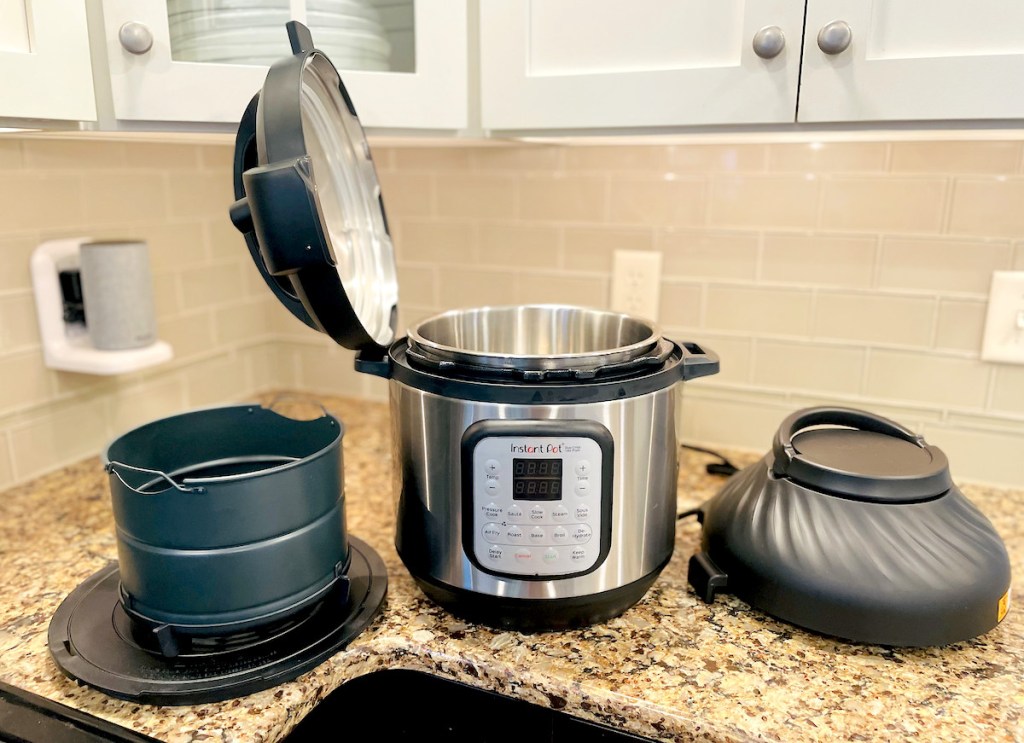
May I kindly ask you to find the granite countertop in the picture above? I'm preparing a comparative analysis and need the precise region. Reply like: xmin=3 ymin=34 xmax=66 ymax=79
xmin=0 ymin=395 xmax=1021 ymax=742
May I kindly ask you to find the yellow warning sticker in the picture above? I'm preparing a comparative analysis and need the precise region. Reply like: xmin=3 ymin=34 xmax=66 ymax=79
xmin=998 ymin=589 xmax=1011 ymax=623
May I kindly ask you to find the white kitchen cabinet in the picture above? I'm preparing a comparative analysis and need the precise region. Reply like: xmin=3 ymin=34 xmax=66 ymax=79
xmin=799 ymin=0 xmax=1024 ymax=122
xmin=98 ymin=0 xmax=467 ymax=129
xmin=0 ymin=1 xmax=96 ymax=122
xmin=480 ymin=0 xmax=1024 ymax=132
xmin=479 ymin=0 xmax=805 ymax=131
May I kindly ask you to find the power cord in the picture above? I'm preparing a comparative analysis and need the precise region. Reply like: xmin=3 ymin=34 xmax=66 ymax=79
xmin=677 ymin=444 xmax=740 ymax=522
xmin=680 ymin=444 xmax=739 ymax=478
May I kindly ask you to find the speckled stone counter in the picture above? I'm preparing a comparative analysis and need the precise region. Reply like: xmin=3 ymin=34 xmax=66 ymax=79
xmin=1 ymin=396 xmax=1021 ymax=742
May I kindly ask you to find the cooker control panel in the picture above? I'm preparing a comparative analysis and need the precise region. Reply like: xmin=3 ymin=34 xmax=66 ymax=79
xmin=461 ymin=420 xmax=613 ymax=579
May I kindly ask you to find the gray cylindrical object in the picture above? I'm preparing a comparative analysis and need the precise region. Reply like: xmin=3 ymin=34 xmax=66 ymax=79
xmin=79 ymin=240 xmax=157 ymax=350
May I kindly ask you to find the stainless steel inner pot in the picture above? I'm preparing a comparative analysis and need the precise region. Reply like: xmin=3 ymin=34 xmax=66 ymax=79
xmin=406 ymin=304 xmax=661 ymax=371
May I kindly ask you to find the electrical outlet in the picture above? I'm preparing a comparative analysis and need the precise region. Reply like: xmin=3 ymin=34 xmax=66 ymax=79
xmin=981 ymin=271 xmax=1024 ymax=364
xmin=610 ymin=250 xmax=662 ymax=321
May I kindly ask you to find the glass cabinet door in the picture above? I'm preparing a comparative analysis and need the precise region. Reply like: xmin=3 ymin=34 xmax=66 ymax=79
xmin=0 ymin=0 xmax=96 ymax=122
xmin=102 ymin=0 xmax=465 ymax=129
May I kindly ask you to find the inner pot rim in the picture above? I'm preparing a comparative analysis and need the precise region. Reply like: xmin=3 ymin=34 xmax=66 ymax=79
xmin=406 ymin=304 xmax=662 ymax=371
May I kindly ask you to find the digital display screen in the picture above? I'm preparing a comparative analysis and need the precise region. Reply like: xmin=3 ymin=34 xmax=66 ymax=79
xmin=512 ymin=458 xmax=562 ymax=500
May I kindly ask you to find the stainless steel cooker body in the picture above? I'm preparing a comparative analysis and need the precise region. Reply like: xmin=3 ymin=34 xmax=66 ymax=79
xmin=389 ymin=381 xmax=679 ymax=603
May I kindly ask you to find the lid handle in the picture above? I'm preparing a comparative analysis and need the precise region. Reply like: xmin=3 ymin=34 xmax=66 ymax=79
xmin=286 ymin=21 xmax=315 ymax=55
xmin=772 ymin=406 xmax=924 ymax=477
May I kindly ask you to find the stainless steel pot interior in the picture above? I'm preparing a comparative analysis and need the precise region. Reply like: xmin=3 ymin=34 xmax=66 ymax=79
xmin=406 ymin=305 xmax=661 ymax=371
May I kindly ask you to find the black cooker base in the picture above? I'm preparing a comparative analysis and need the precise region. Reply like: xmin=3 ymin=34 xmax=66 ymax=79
xmin=47 ymin=535 xmax=387 ymax=706
xmin=408 ymin=561 xmax=669 ymax=632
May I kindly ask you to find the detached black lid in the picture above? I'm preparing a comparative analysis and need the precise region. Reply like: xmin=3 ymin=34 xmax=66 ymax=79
xmin=229 ymin=22 xmax=397 ymax=352
xmin=688 ymin=406 xmax=1013 ymax=647
xmin=771 ymin=407 xmax=952 ymax=502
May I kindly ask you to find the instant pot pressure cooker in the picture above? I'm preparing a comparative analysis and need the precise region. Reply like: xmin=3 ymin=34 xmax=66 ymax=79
xmin=229 ymin=23 xmax=719 ymax=630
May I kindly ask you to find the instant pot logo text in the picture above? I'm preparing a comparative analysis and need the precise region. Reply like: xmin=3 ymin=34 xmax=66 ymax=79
xmin=509 ymin=442 xmax=582 ymax=454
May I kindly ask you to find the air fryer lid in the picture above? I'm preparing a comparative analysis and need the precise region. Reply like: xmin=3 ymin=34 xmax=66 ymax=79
xmin=229 ymin=21 xmax=397 ymax=352
xmin=688 ymin=406 xmax=1012 ymax=647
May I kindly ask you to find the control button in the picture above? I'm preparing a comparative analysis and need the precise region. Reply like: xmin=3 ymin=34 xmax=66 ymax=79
xmin=529 ymin=506 xmax=546 ymax=522
xmin=575 ymin=479 xmax=591 ymax=496
xmin=487 ymin=546 xmax=504 ymax=562
xmin=574 ymin=504 xmax=590 ymax=521
xmin=485 ymin=459 xmax=501 ymax=475
xmin=551 ymin=505 xmax=570 ymax=521
xmin=485 ymin=478 xmax=500 ymax=495
xmin=575 ymin=460 xmax=591 ymax=477
xmin=571 ymin=524 xmax=593 ymax=543
xmin=543 ymin=548 xmax=559 ymax=564
xmin=483 ymin=502 xmax=503 ymax=520
xmin=552 ymin=526 xmax=569 ymax=543
xmin=482 ymin=523 xmax=502 ymax=543
xmin=514 ymin=548 xmax=532 ymax=563
xmin=529 ymin=527 xmax=545 ymax=543
xmin=506 ymin=504 xmax=524 ymax=522
xmin=570 ymin=547 xmax=587 ymax=563
xmin=506 ymin=525 xmax=525 ymax=543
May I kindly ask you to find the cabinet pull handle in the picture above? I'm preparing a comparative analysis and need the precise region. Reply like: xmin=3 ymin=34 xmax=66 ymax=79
xmin=118 ymin=21 xmax=154 ymax=55
xmin=752 ymin=25 xmax=786 ymax=59
xmin=817 ymin=20 xmax=852 ymax=55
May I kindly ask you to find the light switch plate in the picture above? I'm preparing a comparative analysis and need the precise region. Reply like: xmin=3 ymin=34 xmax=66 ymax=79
xmin=981 ymin=271 xmax=1024 ymax=365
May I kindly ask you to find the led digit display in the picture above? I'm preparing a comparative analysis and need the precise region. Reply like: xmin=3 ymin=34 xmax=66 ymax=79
xmin=511 ymin=458 xmax=563 ymax=501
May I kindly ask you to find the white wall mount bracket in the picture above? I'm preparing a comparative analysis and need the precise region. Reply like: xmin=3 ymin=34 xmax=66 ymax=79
xmin=30 ymin=237 xmax=173 ymax=375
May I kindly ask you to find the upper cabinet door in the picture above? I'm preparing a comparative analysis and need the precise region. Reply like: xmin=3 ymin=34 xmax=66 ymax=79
xmin=800 ymin=0 xmax=1024 ymax=122
xmin=0 ymin=1 xmax=96 ymax=121
xmin=480 ymin=0 xmax=804 ymax=131
xmin=100 ymin=0 xmax=467 ymax=129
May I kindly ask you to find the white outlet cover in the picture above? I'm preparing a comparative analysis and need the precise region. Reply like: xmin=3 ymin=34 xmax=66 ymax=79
xmin=610 ymin=250 xmax=662 ymax=322
xmin=981 ymin=271 xmax=1024 ymax=365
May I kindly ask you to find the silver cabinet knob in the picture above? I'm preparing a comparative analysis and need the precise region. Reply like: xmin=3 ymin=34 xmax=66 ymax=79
xmin=752 ymin=25 xmax=786 ymax=59
xmin=817 ymin=20 xmax=852 ymax=55
xmin=118 ymin=21 xmax=154 ymax=55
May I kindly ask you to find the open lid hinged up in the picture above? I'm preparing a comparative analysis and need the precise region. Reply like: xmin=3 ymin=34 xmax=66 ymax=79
xmin=229 ymin=22 xmax=397 ymax=353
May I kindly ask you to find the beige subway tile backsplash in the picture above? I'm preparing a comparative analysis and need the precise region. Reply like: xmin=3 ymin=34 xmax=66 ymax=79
xmin=521 ymin=174 xmax=607 ymax=222
xmin=709 ymin=175 xmax=818 ymax=229
xmin=890 ymin=141 xmax=1022 ymax=174
xmin=397 ymin=219 xmax=475 ymax=264
xmin=753 ymin=340 xmax=865 ymax=395
xmin=563 ymin=227 xmax=653 ymax=272
xmin=935 ymin=300 xmax=987 ymax=353
xmin=879 ymin=237 xmax=1012 ymax=294
xmin=83 ymin=172 xmax=168 ymax=225
xmin=991 ymin=366 xmax=1024 ymax=415
xmin=767 ymin=142 xmax=888 ymax=173
xmin=705 ymin=285 xmax=813 ymax=335
xmin=813 ymin=293 xmax=935 ymax=346
xmin=670 ymin=144 xmax=766 ymax=173
xmin=0 ymin=173 xmax=83 ymax=231
xmin=517 ymin=272 xmax=607 ymax=306
xmin=949 ymin=178 xmax=1024 ymax=238
xmin=761 ymin=233 xmax=876 ymax=288
xmin=435 ymin=173 xmax=516 ymax=219
xmin=821 ymin=177 xmax=946 ymax=233
xmin=658 ymin=280 xmax=703 ymax=329
xmin=0 ymin=294 xmax=40 ymax=350
xmin=9 ymin=398 xmax=108 ymax=482
xmin=0 ymin=353 xmax=52 ymax=414
xmin=0 ymin=136 xmax=1022 ymax=488
xmin=659 ymin=230 xmax=758 ymax=280
xmin=866 ymin=350 xmax=990 ymax=408
xmin=609 ymin=177 xmax=704 ymax=227
xmin=438 ymin=267 xmax=518 ymax=308
xmin=478 ymin=222 xmax=560 ymax=266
